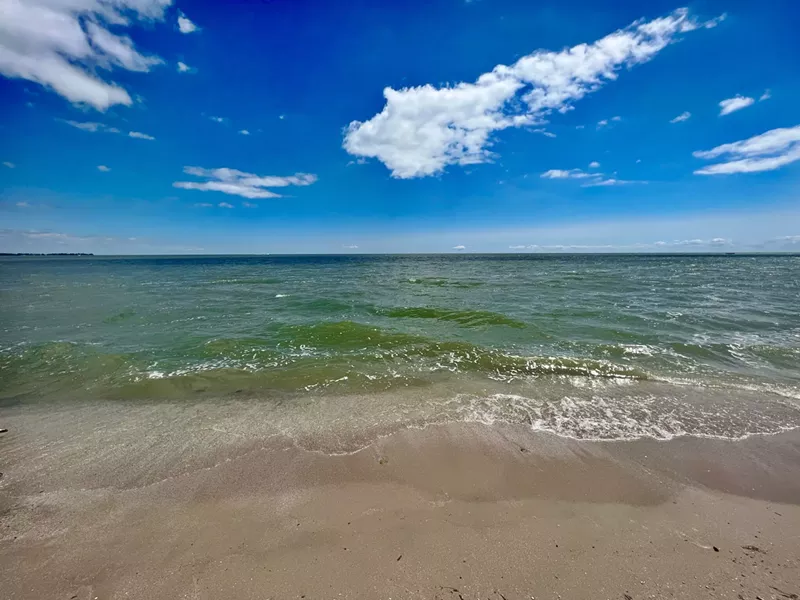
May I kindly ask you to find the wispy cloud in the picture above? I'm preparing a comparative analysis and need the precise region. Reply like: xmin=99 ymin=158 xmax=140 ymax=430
xmin=218 ymin=202 xmax=234 ymax=209
xmin=533 ymin=128 xmax=557 ymax=138
xmin=16 ymin=201 xmax=30 ymax=207
xmin=453 ymin=245 xmax=466 ymax=250
xmin=509 ymin=238 xmax=732 ymax=251
xmin=129 ymin=131 xmax=155 ymax=140
xmin=209 ymin=116 xmax=226 ymax=123
xmin=61 ymin=120 xmax=154 ymax=140
xmin=670 ymin=111 xmax=691 ymax=123
xmin=759 ymin=89 xmax=772 ymax=102
xmin=3 ymin=161 xmax=15 ymax=169
xmin=693 ymin=125 xmax=800 ymax=175
xmin=0 ymin=0 xmax=168 ymax=110
xmin=177 ymin=61 xmax=196 ymax=74
xmin=342 ymin=244 xmax=359 ymax=249
xmin=541 ymin=167 xmax=643 ymax=187
xmin=177 ymin=12 xmax=199 ymax=34
xmin=174 ymin=167 xmax=318 ymax=199
xmin=719 ymin=95 xmax=755 ymax=116
xmin=238 ymin=129 xmax=250 ymax=135
xmin=97 ymin=165 xmax=110 ymax=172
xmin=343 ymin=8 xmax=716 ymax=178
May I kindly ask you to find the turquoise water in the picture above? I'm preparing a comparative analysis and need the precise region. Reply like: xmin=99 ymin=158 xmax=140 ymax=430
xmin=2 ymin=254 xmax=800 ymax=441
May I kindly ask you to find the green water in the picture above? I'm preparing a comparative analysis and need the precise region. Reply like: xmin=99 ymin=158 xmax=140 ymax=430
xmin=2 ymin=254 xmax=800 ymax=441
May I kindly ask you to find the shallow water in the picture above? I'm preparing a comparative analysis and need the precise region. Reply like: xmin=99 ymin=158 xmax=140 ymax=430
xmin=2 ymin=254 xmax=799 ymax=442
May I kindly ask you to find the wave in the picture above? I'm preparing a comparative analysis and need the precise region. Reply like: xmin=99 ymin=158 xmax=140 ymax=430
xmin=377 ymin=306 xmax=526 ymax=328
xmin=405 ymin=277 xmax=483 ymax=288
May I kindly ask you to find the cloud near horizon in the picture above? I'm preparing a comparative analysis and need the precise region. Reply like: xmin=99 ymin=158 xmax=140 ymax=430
xmin=343 ymin=8 xmax=720 ymax=179
xmin=173 ymin=167 xmax=318 ymax=199
xmin=693 ymin=125 xmax=800 ymax=175
xmin=0 ymin=0 xmax=172 ymax=110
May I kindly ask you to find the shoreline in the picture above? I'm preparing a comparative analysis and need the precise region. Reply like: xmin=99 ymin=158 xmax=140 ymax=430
xmin=2 ymin=407 xmax=800 ymax=599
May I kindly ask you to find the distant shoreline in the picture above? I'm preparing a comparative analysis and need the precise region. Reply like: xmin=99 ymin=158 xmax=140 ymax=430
xmin=0 ymin=252 xmax=94 ymax=256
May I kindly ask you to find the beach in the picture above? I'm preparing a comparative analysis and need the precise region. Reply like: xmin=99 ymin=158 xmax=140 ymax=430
xmin=2 ymin=254 xmax=800 ymax=598
xmin=1 ymin=402 xmax=799 ymax=600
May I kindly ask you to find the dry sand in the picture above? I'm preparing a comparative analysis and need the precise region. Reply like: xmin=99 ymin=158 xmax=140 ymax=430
xmin=1 ymin=410 xmax=800 ymax=600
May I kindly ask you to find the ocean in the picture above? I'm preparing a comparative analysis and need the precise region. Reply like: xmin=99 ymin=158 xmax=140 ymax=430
xmin=2 ymin=254 xmax=800 ymax=448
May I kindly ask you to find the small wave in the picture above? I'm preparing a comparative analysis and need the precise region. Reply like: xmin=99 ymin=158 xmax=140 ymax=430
xmin=378 ymin=306 xmax=526 ymax=328
xmin=405 ymin=277 xmax=483 ymax=288
xmin=207 ymin=278 xmax=282 ymax=285
xmin=275 ymin=294 xmax=290 ymax=298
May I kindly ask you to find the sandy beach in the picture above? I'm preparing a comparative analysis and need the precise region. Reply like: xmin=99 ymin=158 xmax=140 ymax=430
xmin=1 ymin=403 xmax=799 ymax=600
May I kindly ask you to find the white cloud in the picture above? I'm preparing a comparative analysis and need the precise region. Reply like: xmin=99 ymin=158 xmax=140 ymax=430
xmin=581 ymin=177 xmax=639 ymax=187
xmin=588 ymin=161 xmax=600 ymax=168
xmin=3 ymin=161 xmax=14 ymax=168
xmin=61 ymin=120 xmax=153 ymax=139
xmin=242 ymin=202 xmax=256 ymax=208
xmin=759 ymin=89 xmax=771 ymax=102
xmin=670 ymin=111 xmax=691 ymax=123
xmin=453 ymin=245 xmax=466 ymax=250
xmin=597 ymin=119 xmax=609 ymax=128
xmin=342 ymin=244 xmax=359 ymax=249
xmin=718 ymin=95 xmax=755 ymax=116
xmin=177 ymin=61 xmax=195 ymax=73
xmin=97 ymin=165 xmax=110 ymax=172
xmin=540 ymin=168 xmax=594 ymax=179
xmin=218 ymin=202 xmax=234 ymax=209
xmin=238 ymin=129 xmax=250 ymax=135
xmin=694 ymin=125 xmax=800 ymax=175
xmin=344 ymin=8 xmax=713 ymax=178
xmin=0 ymin=0 xmax=170 ymax=110
xmin=16 ymin=201 xmax=30 ymax=207
xmin=194 ymin=202 xmax=213 ymax=208
xmin=177 ymin=12 xmax=198 ymax=34
xmin=533 ymin=128 xmax=556 ymax=138
xmin=611 ymin=116 xmax=621 ymax=122
xmin=210 ymin=116 xmax=225 ymax=123
xmin=174 ymin=166 xmax=318 ymax=199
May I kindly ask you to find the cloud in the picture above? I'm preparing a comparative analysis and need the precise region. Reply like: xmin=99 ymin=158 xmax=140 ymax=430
xmin=242 ymin=202 xmax=256 ymax=208
xmin=238 ymin=129 xmax=250 ymax=135
xmin=343 ymin=8 xmax=714 ymax=178
xmin=611 ymin=116 xmax=621 ymax=122
xmin=177 ymin=12 xmax=198 ymax=34
xmin=3 ymin=161 xmax=14 ymax=168
xmin=0 ymin=0 xmax=169 ymax=110
xmin=540 ymin=168 xmax=594 ymax=179
xmin=718 ymin=95 xmax=754 ymax=116
xmin=174 ymin=166 xmax=318 ymax=199
xmin=177 ymin=61 xmax=195 ymax=73
xmin=693 ymin=125 xmax=800 ymax=175
xmin=453 ymin=245 xmax=466 ymax=250
xmin=597 ymin=119 xmax=609 ymax=128
xmin=533 ymin=128 xmax=556 ymax=138
xmin=209 ymin=116 xmax=225 ymax=123
xmin=588 ymin=161 xmax=600 ymax=168
xmin=194 ymin=202 xmax=213 ymax=208
xmin=759 ymin=89 xmax=771 ymax=102
xmin=61 ymin=120 xmax=154 ymax=139
xmin=97 ymin=165 xmax=110 ymax=172
xmin=16 ymin=201 xmax=30 ymax=207
xmin=342 ymin=244 xmax=359 ymax=249
xmin=218 ymin=202 xmax=234 ymax=209
xmin=508 ymin=238 xmax=731 ymax=251
xmin=581 ymin=177 xmax=639 ymax=187
xmin=670 ymin=111 xmax=691 ymax=123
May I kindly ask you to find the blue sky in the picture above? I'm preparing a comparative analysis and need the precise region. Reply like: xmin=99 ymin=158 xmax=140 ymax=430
xmin=1 ymin=0 xmax=799 ymax=253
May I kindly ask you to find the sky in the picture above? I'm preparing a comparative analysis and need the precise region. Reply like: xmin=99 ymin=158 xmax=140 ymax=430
xmin=1 ymin=0 xmax=799 ymax=254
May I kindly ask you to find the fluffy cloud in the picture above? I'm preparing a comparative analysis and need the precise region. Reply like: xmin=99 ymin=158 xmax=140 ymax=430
xmin=342 ymin=244 xmax=359 ymax=249
xmin=177 ymin=12 xmax=198 ymax=34
xmin=670 ymin=111 xmax=691 ymax=123
xmin=174 ymin=167 xmax=318 ymax=199
xmin=540 ymin=168 xmax=594 ymax=179
xmin=453 ymin=245 xmax=466 ymax=250
xmin=718 ymin=95 xmax=754 ymax=116
xmin=61 ymin=120 xmax=153 ymax=139
xmin=588 ymin=161 xmax=600 ymax=168
xmin=344 ymin=8 xmax=715 ymax=178
xmin=177 ymin=61 xmax=195 ymax=73
xmin=693 ymin=125 xmax=800 ymax=175
xmin=0 ymin=0 xmax=170 ymax=110
xmin=238 ymin=129 xmax=250 ymax=135
xmin=97 ymin=165 xmax=110 ymax=172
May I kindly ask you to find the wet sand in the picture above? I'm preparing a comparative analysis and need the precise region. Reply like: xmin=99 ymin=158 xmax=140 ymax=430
xmin=1 ymin=410 xmax=800 ymax=600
